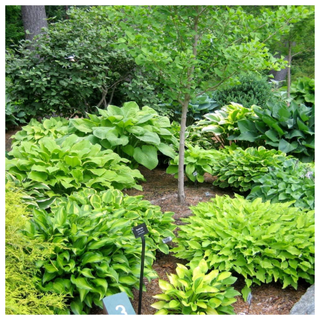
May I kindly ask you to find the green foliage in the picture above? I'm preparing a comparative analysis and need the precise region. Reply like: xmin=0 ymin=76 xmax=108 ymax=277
xmin=172 ymin=195 xmax=315 ymax=301
xmin=210 ymin=145 xmax=288 ymax=192
xmin=290 ymin=77 xmax=315 ymax=107
xmin=166 ymin=145 xmax=219 ymax=183
xmin=5 ymin=6 xmax=154 ymax=118
xmin=151 ymin=259 xmax=240 ymax=315
xmin=24 ymin=187 xmax=175 ymax=314
xmin=6 ymin=134 xmax=144 ymax=208
xmin=229 ymin=101 xmax=315 ymax=162
xmin=5 ymin=183 xmax=67 ymax=315
xmin=198 ymin=102 xmax=257 ymax=148
xmin=214 ymin=74 xmax=275 ymax=108
xmin=5 ymin=93 xmax=27 ymax=129
xmin=69 ymin=102 xmax=178 ymax=170
xmin=248 ymin=158 xmax=315 ymax=209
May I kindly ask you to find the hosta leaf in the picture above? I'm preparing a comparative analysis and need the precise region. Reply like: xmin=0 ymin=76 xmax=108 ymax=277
xmin=133 ymin=145 xmax=158 ymax=170
xmin=159 ymin=279 xmax=174 ymax=291
xmin=153 ymin=294 xmax=171 ymax=301
xmin=157 ymin=142 xmax=176 ymax=158
xmin=151 ymin=301 xmax=167 ymax=309
xmin=81 ymin=252 xmax=103 ymax=265
xmin=135 ymin=131 xmax=161 ymax=145
xmin=28 ymin=171 xmax=48 ymax=182
xmin=70 ymin=275 xmax=95 ymax=291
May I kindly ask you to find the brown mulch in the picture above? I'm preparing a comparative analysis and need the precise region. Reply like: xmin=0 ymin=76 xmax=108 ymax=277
xmin=6 ymin=126 xmax=310 ymax=315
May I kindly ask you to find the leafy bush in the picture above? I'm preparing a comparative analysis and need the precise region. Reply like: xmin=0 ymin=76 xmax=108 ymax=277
xmin=5 ymin=93 xmax=27 ymax=129
xmin=210 ymin=145 xmax=288 ymax=192
xmin=5 ymin=183 xmax=67 ymax=315
xmin=6 ymin=134 xmax=144 ymax=207
xmin=231 ymin=100 xmax=314 ymax=162
xmin=248 ymin=158 xmax=315 ymax=209
xmin=6 ymin=6 xmax=156 ymax=118
xmin=24 ymin=187 xmax=175 ymax=314
xmin=151 ymin=259 xmax=240 ymax=315
xmin=214 ymin=74 xmax=275 ymax=108
xmin=69 ymin=102 xmax=178 ymax=170
xmin=172 ymin=195 xmax=315 ymax=301
xmin=197 ymin=103 xmax=258 ymax=148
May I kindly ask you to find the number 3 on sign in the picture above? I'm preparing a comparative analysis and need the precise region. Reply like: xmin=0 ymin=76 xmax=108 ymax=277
xmin=116 ymin=305 xmax=128 ymax=315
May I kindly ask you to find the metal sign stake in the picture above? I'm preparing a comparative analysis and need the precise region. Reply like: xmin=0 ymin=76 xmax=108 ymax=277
xmin=132 ymin=223 xmax=149 ymax=315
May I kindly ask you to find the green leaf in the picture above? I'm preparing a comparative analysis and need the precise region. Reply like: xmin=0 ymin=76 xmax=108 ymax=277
xmin=135 ymin=131 xmax=161 ymax=145
xmin=133 ymin=145 xmax=158 ymax=170
xmin=81 ymin=252 xmax=103 ymax=265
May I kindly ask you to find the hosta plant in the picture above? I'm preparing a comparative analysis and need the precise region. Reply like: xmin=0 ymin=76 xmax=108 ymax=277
xmin=11 ymin=117 xmax=72 ymax=148
xmin=69 ymin=101 xmax=178 ymax=170
xmin=6 ymin=134 xmax=143 ymax=207
xmin=151 ymin=259 xmax=240 ymax=315
xmin=172 ymin=195 xmax=315 ymax=301
xmin=248 ymin=158 xmax=315 ymax=209
xmin=210 ymin=145 xmax=288 ymax=192
xmin=166 ymin=145 xmax=220 ymax=183
xmin=24 ymin=187 xmax=175 ymax=314
xmin=197 ymin=103 xmax=258 ymax=149
xmin=231 ymin=100 xmax=314 ymax=162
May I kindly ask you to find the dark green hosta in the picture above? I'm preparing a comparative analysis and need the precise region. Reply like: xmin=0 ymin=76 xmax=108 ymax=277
xmin=230 ymin=101 xmax=314 ymax=162
xmin=24 ymin=187 xmax=175 ymax=314
xmin=69 ymin=101 xmax=178 ymax=170
xmin=6 ymin=134 xmax=143 ymax=208
xmin=151 ymin=259 xmax=240 ymax=315
xmin=210 ymin=145 xmax=288 ymax=192
xmin=248 ymin=158 xmax=315 ymax=209
xmin=172 ymin=195 xmax=315 ymax=301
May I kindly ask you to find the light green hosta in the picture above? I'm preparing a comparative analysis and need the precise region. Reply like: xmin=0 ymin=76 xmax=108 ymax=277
xmin=6 ymin=134 xmax=144 ymax=208
xmin=151 ymin=259 xmax=240 ymax=315
xmin=172 ymin=195 xmax=315 ymax=301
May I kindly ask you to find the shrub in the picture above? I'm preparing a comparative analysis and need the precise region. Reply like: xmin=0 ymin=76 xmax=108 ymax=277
xmin=172 ymin=195 xmax=315 ymax=301
xmin=248 ymin=158 xmax=315 ymax=209
xmin=214 ymin=74 xmax=275 ymax=108
xmin=24 ymin=187 xmax=175 ymax=314
xmin=5 ymin=6 xmax=154 ymax=118
xmin=69 ymin=101 xmax=178 ymax=170
xmin=151 ymin=259 xmax=240 ymax=315
xmin=6 ymin=134 xmax=144 ymax=208
xmin=5 ymin=183 xmax=67 ymax=315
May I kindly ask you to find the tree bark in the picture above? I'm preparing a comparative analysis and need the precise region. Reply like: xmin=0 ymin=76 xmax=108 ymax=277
xmin=177 ymin=98 xmax=189 ymax=203
xmin=21 ymin=5 xmax=48 ymax=41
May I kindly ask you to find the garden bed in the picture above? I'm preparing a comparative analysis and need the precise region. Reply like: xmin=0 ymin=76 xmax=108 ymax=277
xmin=5 ymin=128 xmax=310 ymax=315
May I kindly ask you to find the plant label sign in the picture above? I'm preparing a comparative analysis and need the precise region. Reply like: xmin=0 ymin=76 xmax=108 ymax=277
xmin=132 ymin=223 xmax=149 ymax=238
xmin=103 ymin=292 xmax=136 ymax=315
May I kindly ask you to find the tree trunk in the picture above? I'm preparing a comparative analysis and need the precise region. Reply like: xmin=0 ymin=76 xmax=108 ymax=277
xmin=177 ymin=98 xmax=190 ymax=204
xmin=21 ymin=5 xmax=48 ymax=41
xmin=287 ymin=42 xmax=293 ymax=101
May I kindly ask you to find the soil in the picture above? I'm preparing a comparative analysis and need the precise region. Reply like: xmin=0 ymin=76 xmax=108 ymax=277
xmin=5 ymin=127 xmax=310 ymax=315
